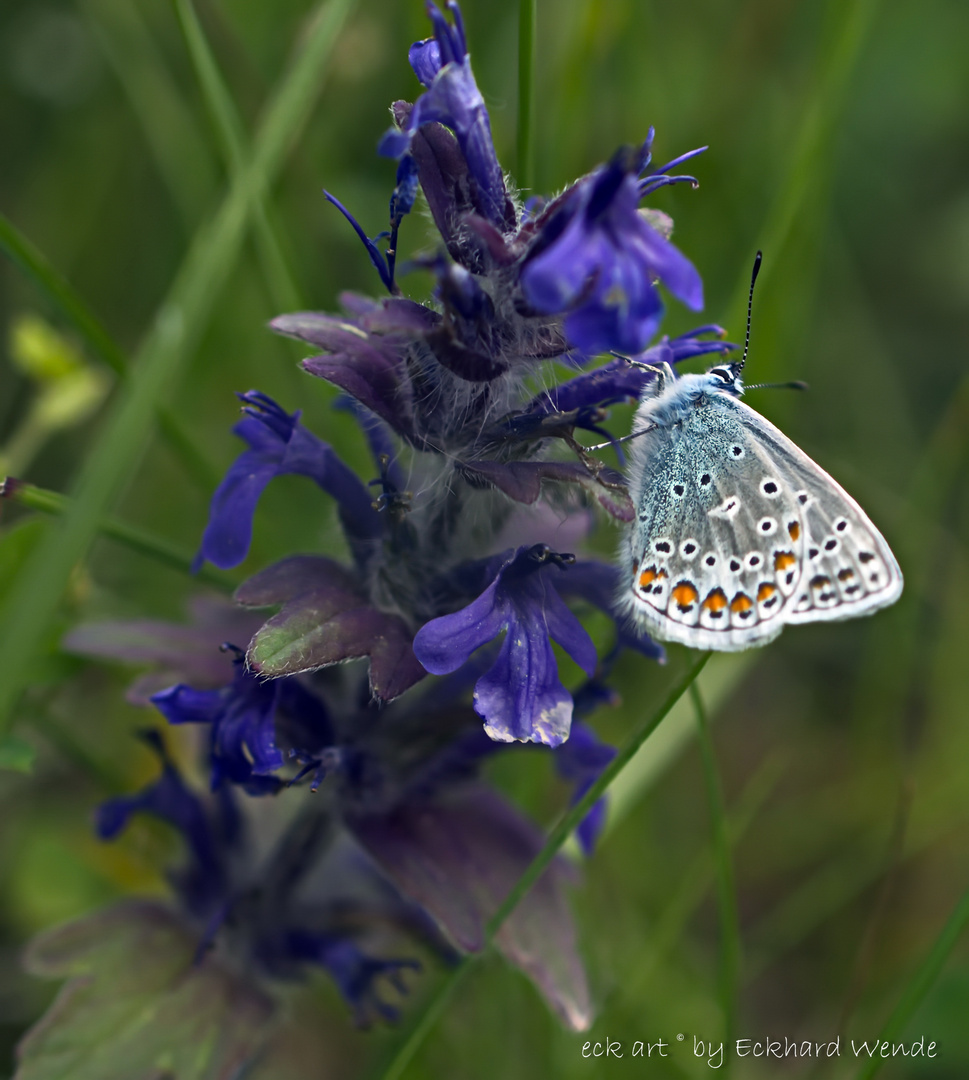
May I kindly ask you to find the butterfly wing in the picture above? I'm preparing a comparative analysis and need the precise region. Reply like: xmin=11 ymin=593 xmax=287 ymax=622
xmin=624 ymin=392 xmax=902 ymax=651
xmin=625 ymin=396 xmax=806 ymax=650
xmin=727 ymin=399 xmax=904 ymax=624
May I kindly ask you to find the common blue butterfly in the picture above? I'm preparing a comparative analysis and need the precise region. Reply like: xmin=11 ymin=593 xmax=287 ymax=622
xmin=617 ymin=255 xmax=903 ymax=651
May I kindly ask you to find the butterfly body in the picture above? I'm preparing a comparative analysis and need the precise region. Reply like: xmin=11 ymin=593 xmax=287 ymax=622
xmin=621 ymin=364 xmax=903 ymax=651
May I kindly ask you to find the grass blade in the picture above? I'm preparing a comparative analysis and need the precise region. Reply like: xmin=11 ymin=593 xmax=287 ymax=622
xmin=79 ymin=0 xmax=218 ymax=228
xmin=0 ymin=0 xmax=354 ymax=740
xmin=171 ymin=0 xmax=303 ymax=313
xmin=854 ymin=884 xmax=969 ymax=1080
xmin=516 ymin=0 xmax=537 ymax=192
xmin=377 ymin=652 xmax=711 ymax=1080
xmin=724 ymin=0 xmax=880 ymax=330
xmin=692 ymin=682 xmax=741 ymax=1065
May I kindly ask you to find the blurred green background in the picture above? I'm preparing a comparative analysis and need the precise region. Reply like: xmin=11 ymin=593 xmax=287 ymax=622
xmin=2 ymin=0 xmax=969 ymax=1076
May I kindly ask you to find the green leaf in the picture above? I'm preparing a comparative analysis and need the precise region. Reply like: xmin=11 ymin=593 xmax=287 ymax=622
xmin=15 ymin=901 xmax=275 ymax=1080
xmin=0 ymin=733 xmax=35 ymax=773
xmin=243 ymin=558 xmax=426 ymax=700
xmin=0 ymin=0 xmax=354 ymax=741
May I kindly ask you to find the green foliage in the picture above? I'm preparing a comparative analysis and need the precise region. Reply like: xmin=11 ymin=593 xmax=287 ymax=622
xmin=15 ymin=902 xmax=275 ymax=1080
xmin=0 ymin=734 xmax=35 ymax=774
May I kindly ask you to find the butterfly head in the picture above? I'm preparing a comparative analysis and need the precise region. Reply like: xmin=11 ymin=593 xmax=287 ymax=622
xmin=706 ymin=362 xmax=744 ymax=398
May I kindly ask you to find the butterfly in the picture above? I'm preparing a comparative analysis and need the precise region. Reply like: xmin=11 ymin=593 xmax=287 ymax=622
xmin=614 ymin=255 xmax=903 ymax=651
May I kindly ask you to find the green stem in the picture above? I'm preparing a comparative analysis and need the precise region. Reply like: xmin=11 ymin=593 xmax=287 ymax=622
xmin=854 ymin=884 xmax=969 ymax=1080
xmin=378 ymin=652 xmax=711 ymax=1080
xmin=692 ymin=682 xmax=741 ymax=1065
xmin=1 ymin=479 xmax=234 ymax=593
xmin=516 ymin=0 xmax=537 ymax=191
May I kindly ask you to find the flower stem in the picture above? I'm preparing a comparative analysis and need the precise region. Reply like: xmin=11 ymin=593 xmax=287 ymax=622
xmin=1 ymin=479 xmax=234 ymax=593
xmin=516 ymin=0 xmax=537 ymax=191
xmin=692 ymin=681 xmax=741 ymax=1069
xmin=377 ymin=651 xmax=711 ymax=1080
xmin=854 ymin=883 xmax=969 ymax=1080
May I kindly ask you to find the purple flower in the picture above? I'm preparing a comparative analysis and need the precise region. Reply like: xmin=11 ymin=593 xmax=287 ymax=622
xmin=413 ymin=545 xmax=598 ymax=746
xmin=150 ymin=653 xmax=332 ymax=794
xmin=194 ymin=392 xmax=381 ymax=571
xmin=519 ymin=145 xmax=704 ymax=355
xmin=379 ymin=1 xmax=513 ymax=231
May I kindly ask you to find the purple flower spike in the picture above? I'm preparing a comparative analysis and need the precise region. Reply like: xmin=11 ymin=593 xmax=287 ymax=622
xmin=194 ymin=392 xmax=382 ymax=572
xmin=379 ymin=2 xmax=513 ymax=231
xmin=520 ymin=146 xmax=704 ymax=356
xmin=413 ymin=545 xmax=597 ymax=746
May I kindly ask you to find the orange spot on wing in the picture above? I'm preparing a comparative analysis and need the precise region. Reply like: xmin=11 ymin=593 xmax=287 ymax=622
xmin=639 ymin=566 xmax=657 ymax=587
xmin=702 ymin=588 xmax=728 ymax=611
xmin=730 ymin=592 xmax=753 ymax=613
xmin=672 ymin=582 xmax=699 ymax=609
xmin=788 ymin=521 xmax=801 ymax=541
xmin=757 ymin=582 xmax=776 ymax=602
xmin=837 ymin=568 xmax=854 ymax=581
xmin=774 ymin=551 xmax=796 ymax=572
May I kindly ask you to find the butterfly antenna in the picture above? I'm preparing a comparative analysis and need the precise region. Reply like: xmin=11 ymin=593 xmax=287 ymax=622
xmin=738 ymin=249 xmax=762 ymax=373
xmin=744 ymin=379 xmax=809 ymax=392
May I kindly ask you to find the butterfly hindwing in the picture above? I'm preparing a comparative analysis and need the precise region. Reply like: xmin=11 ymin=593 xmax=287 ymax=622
xmin=727 ymin=402 xmax=903 ymax=623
